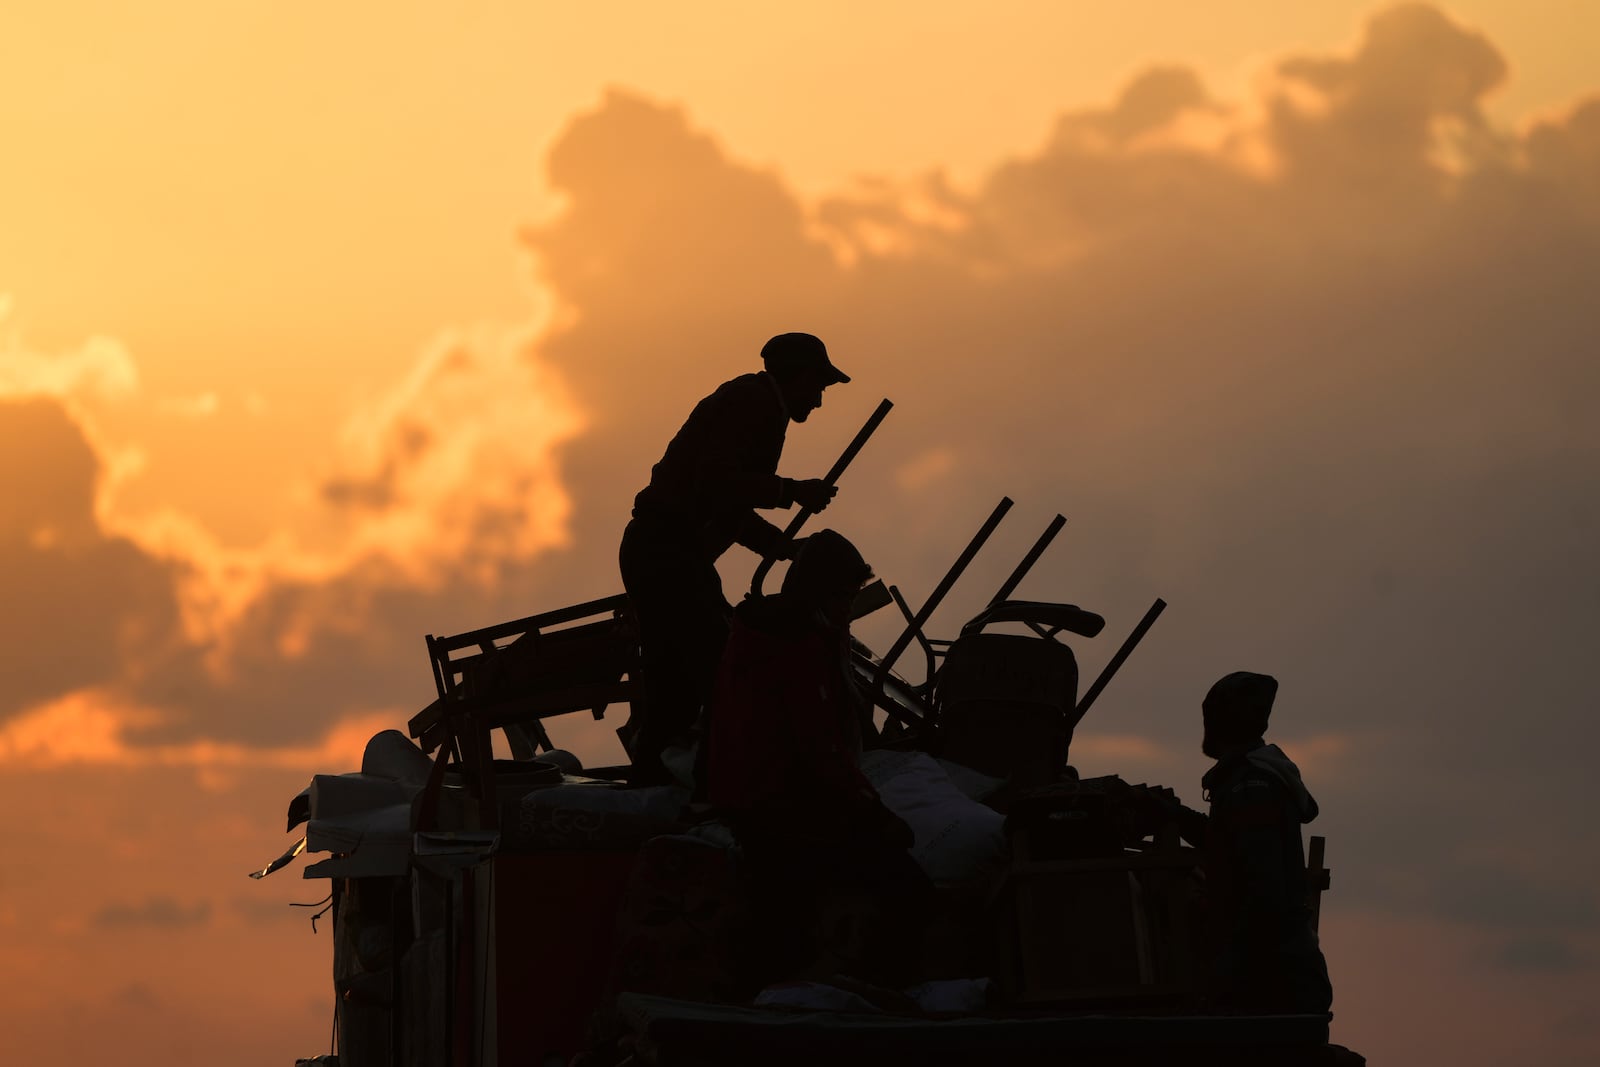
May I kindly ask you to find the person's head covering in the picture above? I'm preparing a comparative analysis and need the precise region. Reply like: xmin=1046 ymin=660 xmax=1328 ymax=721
xmin=1202 ymin=671 xmax=1278 ymax=740
xmin=782 ymin=529 xmax=872 ymax=608
xmin=760 ymin=332 xmax=850 ymax=385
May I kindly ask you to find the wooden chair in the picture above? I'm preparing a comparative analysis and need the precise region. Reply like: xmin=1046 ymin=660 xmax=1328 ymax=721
xmin=407 ymin=593 xmax=641 ymax=827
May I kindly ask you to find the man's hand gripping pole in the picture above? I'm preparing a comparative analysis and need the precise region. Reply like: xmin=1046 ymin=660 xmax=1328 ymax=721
xmin=749 ymin=398 xmax=893 ymax=597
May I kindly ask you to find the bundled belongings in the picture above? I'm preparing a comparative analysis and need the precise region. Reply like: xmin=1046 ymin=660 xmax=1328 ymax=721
xmin=860 ymin=750 xmax=1007 ymax=890
xmin=514 ymin=782 xmax=690 ymax=850
xmin=253 ymin=470 xmax=1363 ymax=1066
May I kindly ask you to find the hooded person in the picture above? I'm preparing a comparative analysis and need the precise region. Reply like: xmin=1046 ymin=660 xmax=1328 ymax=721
xmin=1180 ymin=671 xmax=1334 ymax=1014
xmin=618 ymin=333 xmax=850 ymax=784
xmin=706 ymin=530 xmax=930 ymax=986
xmin=708 ymin=529 xmax=887 ymax=825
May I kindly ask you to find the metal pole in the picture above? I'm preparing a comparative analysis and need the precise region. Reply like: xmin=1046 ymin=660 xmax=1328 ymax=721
xmin=872 ymin=497 xmax=1014 ymax=698
xmin=1071 ymin=597 xmax=1167 ymax=728
xmin=987 ymin=513 xmax=1067 ymax=608
xmin=749 ymin=398 xmax=893 ymax=597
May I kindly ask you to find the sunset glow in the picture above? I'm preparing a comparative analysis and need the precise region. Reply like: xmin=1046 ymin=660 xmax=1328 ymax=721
xmin=3 ymin=3 xmax=1598 ymax=1064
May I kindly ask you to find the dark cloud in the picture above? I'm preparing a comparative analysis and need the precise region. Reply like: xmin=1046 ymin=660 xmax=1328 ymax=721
xmin=120 ymin=322 xmax=585 ymax=746
xmin=1274 ymin=2 xmax=1508 ymax=185
xmin=1487 ymin=936 xmax=1594 ymax=974
xmin=92 ymin=896 xmax=212 ymax=930
xmin=1430 ymin=866 xmax=1597 ymax=932
xmin=532 ymin=87 xmax=839 ymax=334
xmin=0 ymin=365 xmax=584 ymax=747
xmin=0 ymin=397 xmax=98 ymax=543
xmin=506 ymin=3 xmax=1600 ymax=940
xmin=1522 ymin=96 xmax=1600 ymax=228
xmin=5 ymin=5 xmax=1597 ymax=959
xmin=1082 ymin=66 xmax=1215 ymax=143
xmin=0 ymin=399 xmax=181 ymax=720
xmin=133 ymin=574 xmax=488 ymax=745
xmin=522 ymin=86 xmax=845 ymax=522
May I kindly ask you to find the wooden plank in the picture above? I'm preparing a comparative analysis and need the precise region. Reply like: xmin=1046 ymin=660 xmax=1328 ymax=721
xmin=1307 ymin=835 xmax=1328 ymax=932
xmin=431 ymin=594 xmax=630 ymax=654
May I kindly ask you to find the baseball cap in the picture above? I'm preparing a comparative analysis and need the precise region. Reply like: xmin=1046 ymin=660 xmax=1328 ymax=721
xmin=760 ymin=332 xmax=850 ymax=385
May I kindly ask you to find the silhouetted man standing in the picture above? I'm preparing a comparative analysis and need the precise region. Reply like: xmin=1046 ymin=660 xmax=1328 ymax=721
xmin=619 ymin=332 xmax=847 ymax=784
xmin=1180 ymin=671 xmax=1333 ymax=1014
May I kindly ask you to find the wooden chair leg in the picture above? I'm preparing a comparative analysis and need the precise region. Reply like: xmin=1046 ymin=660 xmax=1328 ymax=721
xmin=469 ymin=721 xmax=499 ymax=830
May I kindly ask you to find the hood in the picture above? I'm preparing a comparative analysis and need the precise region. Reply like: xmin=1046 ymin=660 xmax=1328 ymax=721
xmin=1245 ymin=743 xmax=1320 ymax=823
xmin=735 ymin=591 xmax=830 ymax=638
xmin=1205 ymin=742 xmax=1320 ymax=824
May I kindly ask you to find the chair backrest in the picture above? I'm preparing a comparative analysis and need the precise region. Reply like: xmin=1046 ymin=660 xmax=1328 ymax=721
xmin=938 ymin=631 xmax=1080 ymax=709
xmin=408 ymin=594 xmax=642 ymax=830
xmin=455 ymin=616 xmax=633 ymax=708
xmin=409 ymin=594 xmax=638 ymax=762
xmin=936 ymin=631 xmax=1080 ymax=787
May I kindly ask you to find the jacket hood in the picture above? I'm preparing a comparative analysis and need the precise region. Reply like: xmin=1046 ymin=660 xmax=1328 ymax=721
xmin=1245 ymin=743 xmax=1319 ymax=823
xmin=1205 ymin=742 xmax=1320 ymax=823
xmin=735 ymin=592 xmax=830 ymax=638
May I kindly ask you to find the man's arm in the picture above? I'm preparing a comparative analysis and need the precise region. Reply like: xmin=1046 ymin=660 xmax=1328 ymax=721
xmin=682 ymin=379 xmax=830 ymax=555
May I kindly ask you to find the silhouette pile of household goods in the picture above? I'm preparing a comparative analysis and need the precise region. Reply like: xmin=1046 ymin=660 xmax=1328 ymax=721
xmin=265 ymin=333 xmax=1363 ymax=1067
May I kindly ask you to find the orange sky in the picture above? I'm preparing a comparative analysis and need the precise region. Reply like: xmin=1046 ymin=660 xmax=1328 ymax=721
xmin=3 ymin=3 xmax=1599 ymax=1064
xmin=3 ymin=0 xmax=1596 ymax=545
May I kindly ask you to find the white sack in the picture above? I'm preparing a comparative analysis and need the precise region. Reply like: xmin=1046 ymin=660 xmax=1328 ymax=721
xmin=860 ymin=750 xmax=1006 ymax=889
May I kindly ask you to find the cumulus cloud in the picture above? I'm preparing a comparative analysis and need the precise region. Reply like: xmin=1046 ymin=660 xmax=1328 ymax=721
xmin=0 ymin=689 xmax=394 ymax=780
xmin=0 ymin=400 xmax=182 ymax=721
xmin=0 ymin=296 xmax=138 ymax=402
xmin=506 ymin=4 xmax=1600 ymax=958
xmin=0 ymin=305 xmax=583 ymax=741
xmin=5 ymin=10 xmax=1600 ymax=1066
xmin=315 ymin=321 xmax=584 ymax=587
xmin=118 ymin=319 xmax=592 ymax=747
xmin=0 ymin=306 xmax=589 ymax=750
xmin=5 ymin=8 xmax=1598 ymax=985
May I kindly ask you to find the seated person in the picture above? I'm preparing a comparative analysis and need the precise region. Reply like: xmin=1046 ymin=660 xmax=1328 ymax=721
xmin=707 ymin=529 xmax=930 ymax=987
xmin=1178 ymin=671 xmax=1333 ymax=1014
